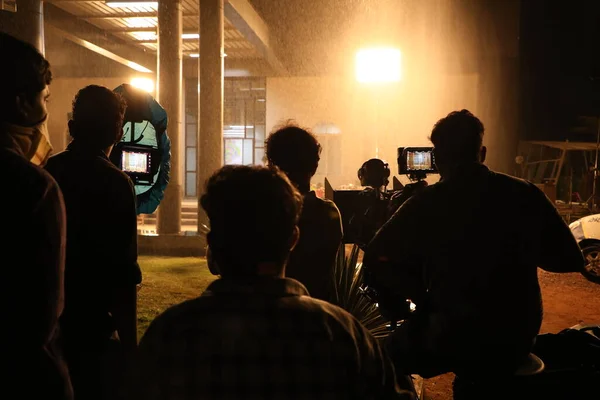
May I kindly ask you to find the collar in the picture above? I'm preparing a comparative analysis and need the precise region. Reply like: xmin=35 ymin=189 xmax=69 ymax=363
xmin=202 ymin=277 xmax=309 ymax=298
xmin=0 ymin=121 xmax=52 ymax=165
xmin=66 ymin=140 xmax=109 ymax=160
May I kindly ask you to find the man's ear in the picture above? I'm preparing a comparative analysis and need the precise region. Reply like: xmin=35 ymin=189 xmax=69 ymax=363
xmin=480 ymin=146 xmax=487 ymax=163
xmin=68 ymin=120 xmax=76 ymax=136
xmin=206 ymin=232 xmax=220 ymax=276
xmin=289 ymin=226 xmax=300 ymax=252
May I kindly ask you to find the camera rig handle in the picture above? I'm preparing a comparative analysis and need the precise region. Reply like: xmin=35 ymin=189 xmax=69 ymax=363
xmin=408 ymin=170 xmax=428 ymax=182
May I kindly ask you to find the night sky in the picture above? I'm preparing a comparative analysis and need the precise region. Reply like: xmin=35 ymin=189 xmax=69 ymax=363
xmin=520 ymin=0 xmax=600 ymax=141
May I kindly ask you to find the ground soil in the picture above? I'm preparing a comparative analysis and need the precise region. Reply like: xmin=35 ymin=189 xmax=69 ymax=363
xmin=422 ymin=270 xmax=600 ymax=400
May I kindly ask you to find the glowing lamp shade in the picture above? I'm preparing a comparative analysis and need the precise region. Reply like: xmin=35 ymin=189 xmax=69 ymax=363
xmin=355 ymin=48 xmax=401 ymax=83
xmin=130 ymin=77 xmax=155 ymax=93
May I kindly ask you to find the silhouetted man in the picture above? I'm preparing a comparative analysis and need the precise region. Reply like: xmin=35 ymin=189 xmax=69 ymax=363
xmin=364 ymin=110 xmax=585 ymax=378
xmin=132 ymin=165 xmax=413 ymax=400
xmin=266 ymin=124 xmax=343 ymax=301
xmin=45 ymin=85 xmax=141 ymax=400
xmin=0 ymin=32 xmax=72 ymax=399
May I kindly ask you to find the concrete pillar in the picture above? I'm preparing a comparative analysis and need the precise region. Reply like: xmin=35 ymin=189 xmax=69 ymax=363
xmin=197 ymin=0 xmax=224 ymax=229
xmin=0 ymin=0 xmax=44 ymax=53
xmin=157 ymin=0 xmax=182 ymax=234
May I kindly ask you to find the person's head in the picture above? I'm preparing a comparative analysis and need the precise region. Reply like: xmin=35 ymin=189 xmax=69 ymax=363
xmin=68 ymin=85 xmax=126 ymax=152
xmin=201 ymin=165 xmax=303 ymax=279
xmin=265 ymin=122 xmax=322 ymax=192
xmin=430 ymin=109 xmax=486 ymax=176
xmin=0 ymin=33 xmax=52 ymax=126
xmin=358 ymin=158 xmax=390 ymax=189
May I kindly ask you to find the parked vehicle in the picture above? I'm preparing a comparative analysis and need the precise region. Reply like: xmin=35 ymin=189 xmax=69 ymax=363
xmin=569 ymin=214 xmax=600 ymax=283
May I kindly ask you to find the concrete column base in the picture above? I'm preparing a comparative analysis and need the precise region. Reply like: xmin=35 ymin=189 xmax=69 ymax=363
xmin=157 ymin=182 xmax=182 ymax=234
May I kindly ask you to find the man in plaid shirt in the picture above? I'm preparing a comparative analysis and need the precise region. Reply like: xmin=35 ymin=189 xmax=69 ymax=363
xmin=131 ymin=165 xmax=414 ymax=400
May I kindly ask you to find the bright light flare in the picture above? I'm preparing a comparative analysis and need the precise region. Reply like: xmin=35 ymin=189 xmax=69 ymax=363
xmin=130 ymin=31 xmax=157 ymax=41
xmin=130 ymin=32 xmax=198 ymax=41
xmin=106 ymin=2 xmax=158 ymax=9
xmin=124 ymin=17 xmax=157 ymax=28
xmin=355 ymin=48 xmax=401 ymax=83
xmin=189 ymin=52 xmax=226 ymax=58
xmin=130 ymin=77 xmax=154 ymax=93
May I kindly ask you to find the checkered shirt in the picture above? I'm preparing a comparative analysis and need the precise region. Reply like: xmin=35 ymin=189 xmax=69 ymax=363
xmin=131 ymin=277 xmax=413 ymax=400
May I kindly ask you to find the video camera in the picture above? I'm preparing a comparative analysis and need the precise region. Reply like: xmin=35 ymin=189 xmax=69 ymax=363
xmin=326 ymin=146 xmax=438 ymax=247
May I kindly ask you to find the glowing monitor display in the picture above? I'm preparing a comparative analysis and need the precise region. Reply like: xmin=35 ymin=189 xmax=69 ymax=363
xmin=397 ymin=146 xmax=438 ymax=175
xmin=406 ymin=150 xmax=433 ymax=171
xmin=122 ymin=150 xmax=150 ymax=173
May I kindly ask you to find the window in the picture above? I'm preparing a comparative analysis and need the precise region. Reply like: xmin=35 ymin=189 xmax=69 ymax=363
xmin=223 ymin=78 xmax=266 ymax=165
xmin=184 ymin=113 xmax=197 ymax=197
xmin=183 ymin=77 xmax=267 ymax=197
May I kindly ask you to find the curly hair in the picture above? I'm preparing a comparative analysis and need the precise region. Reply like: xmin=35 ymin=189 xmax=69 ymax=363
xmin=70 ymin=85 xmax=127 ymax=149
xmin=430 ymin=109 xmax=485 ymax=162
xmin=201 ymin=165 xmax=303 ymax=277
xmin=0 ymin=33 xmax=52 ymax=122
xmin=265 ymin=121 xmax=322 ymax=185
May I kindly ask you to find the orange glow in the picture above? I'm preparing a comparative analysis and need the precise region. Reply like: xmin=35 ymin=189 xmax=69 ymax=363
xmin=355 ymin=48 xmax=401 ymax=83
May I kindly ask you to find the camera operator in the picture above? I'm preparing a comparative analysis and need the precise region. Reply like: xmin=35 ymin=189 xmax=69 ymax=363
xmin=363 ymin=109 xmax=584 ymax=379
xmin=354 ymin=158 xmax=393 ymax=248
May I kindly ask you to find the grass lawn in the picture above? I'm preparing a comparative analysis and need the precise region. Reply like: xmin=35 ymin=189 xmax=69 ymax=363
xmin=137 ymin=256 xmax=215 ymax=338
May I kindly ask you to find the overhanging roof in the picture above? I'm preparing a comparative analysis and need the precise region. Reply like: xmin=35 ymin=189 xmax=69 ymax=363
xmin=45 ymin=0 xmax=285 ymax=73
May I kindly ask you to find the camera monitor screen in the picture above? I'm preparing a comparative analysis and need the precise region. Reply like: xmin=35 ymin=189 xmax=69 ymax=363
xmin=118 ymin=144 xmax=154 ymax=185
xmin=398 ymin=147 xmax=438 ymax=175
xmin=122 ymin=150 xmax=150 ymax=174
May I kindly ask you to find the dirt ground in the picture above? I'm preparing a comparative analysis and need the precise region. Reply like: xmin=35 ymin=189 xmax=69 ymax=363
xmin=422 ymin=270 xmax=600 ymax=400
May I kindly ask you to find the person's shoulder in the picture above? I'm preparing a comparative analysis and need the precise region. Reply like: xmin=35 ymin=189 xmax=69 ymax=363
xmin=98 ymin=157 xmax=135 ymax=191
xmin=304 ymin=193 xmax=341 ymax=220
xmin=140 ymin=296 xmax=205 ymax=341
xmin=2 ymin=148 xmax=62 ymax=208
xmin=45 ymin=149 xmax=69 ymax=166
xmin=291 ymin=295 xmax=376 ymax=339
xmin=490 ymin=169 xmax=533 ymax=186
xmin=4 ymin=149 xmax=59 ymax=194
xmin=395 ymin=181 xmax=440 ymax=210
xmin=488 ymin=170 xmax=544 ymax=197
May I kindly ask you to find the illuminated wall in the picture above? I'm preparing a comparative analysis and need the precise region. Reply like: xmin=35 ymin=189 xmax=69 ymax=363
xmin=266 ymin=74 xmax=479 ymax=188
xmin=265 ymin=0 xmax=521 ymax=186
